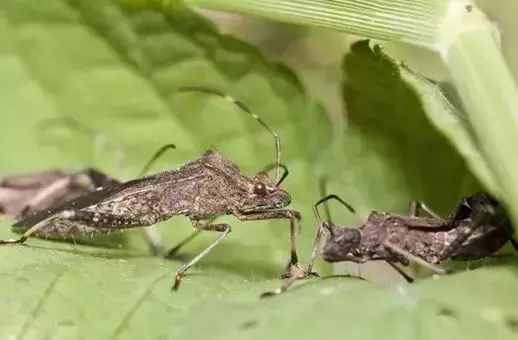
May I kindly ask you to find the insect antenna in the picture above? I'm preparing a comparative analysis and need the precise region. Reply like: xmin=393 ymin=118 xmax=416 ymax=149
xmin=260 ymin=163 xmax=289 ymax=187
xmin=308 ymin=179 xmax=356 ymax=273
xmin=314 ymin=195 xmax=356 ymax=220
xmin=314 ymin=176 xmax=356 ymax=224
xmin=319 ymin=176 xmax=332 ymax=222
xmin=138 ymin=144 xmax=177 ymax=177
xmin=177 ymin=86 xmax=282 ymax=183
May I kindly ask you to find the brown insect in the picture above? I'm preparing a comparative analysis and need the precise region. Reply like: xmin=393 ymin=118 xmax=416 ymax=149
xmin=264 ymin=191 xmax=517 ymax=296
xmin=1 ymin=88 xmax=302 ymax=290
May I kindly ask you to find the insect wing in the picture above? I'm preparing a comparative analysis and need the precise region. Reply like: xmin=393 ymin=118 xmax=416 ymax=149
xmin=13 ymin=174 xmax=163 ymax=229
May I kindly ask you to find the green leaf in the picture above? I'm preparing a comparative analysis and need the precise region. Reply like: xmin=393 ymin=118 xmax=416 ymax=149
xmin=173 ymin=262 xmax=518 ymax=340
xmin=1 ymin=2 xmax=517 ymax=340
xmin=168 ymin=41 xmax=518 ymax=340
xmin=165 ymin=0 xmax=450 ymax=49
xmin=0 ymin=220 xmax=262 ymax=340
xmin=0 ymin=0 xmax=329 ymax=338
xmin=0 ymin=0 xmax=330 ymax=255
xmin=320 ymin=41 xmax=481 ymax=222
xmin=2 ymin=220 xmax=518 ymax=340
xmin=400 ymin=64 xmax=501 ymax=196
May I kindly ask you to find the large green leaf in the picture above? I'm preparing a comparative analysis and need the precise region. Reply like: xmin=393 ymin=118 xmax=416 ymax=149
xmin=2 ymin=219 xmax=516 ymax=340
xmin=174 ymin=261 xmax=518 ymax=340
xmin=0 ymin=0 xmax=329 ymax=259
xmin=0 ymin=0 xmax=329 ymax=337
xmin=322 ymin=41 xmax=480 ymax=221
xmin=0 ymin=2 xmax=516 ymax=340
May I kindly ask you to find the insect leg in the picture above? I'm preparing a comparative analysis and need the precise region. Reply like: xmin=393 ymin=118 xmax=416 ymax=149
xmin=137 ymin=144 xmax=176 ymax=178
xmin=173 ymin=222 xmax=231 ymax=290
xmin=260 ymin=276 xmax=299 ymax=298
xmin=0 ymin=210 xmax=75 ymax=245
xmin=132 ymin=144 xmax=177 ymax=254
xmin=260 ymin=263 xmax=313 ymax=298
xmin=383 ymin=241 xmax=447 ymax=275
xmin=165 ymin=218 xmax=216 ymax=258
xmin=289 ymin=213 xmax=299 ymax=265
xmin=261 ymin=219 xmax=323 ymax=297
xmin=307 ymin=222 xmax=327 ymax=274
xmin=165 ymin=230 xmax=201 ymax=258
xmin=236 ymin=210 xmax=301 ymax=267
xmin=408 ymin=200 xmax=441 ymax=219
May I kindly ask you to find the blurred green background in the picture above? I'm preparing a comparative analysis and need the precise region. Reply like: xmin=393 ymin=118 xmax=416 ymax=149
xmin=205 ymin=0 xmax=518 ymax=119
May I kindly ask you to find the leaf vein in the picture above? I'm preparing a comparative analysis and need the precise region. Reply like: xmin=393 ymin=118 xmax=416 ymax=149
xmin=111 ymin=272 xmax=169 ymax=340
xmin=17 ymin=268 xmax=67 ymax=340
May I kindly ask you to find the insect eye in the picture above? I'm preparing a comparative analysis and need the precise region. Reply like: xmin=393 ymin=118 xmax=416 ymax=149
xmin=253 ymin=182 xmax=267 ymax=195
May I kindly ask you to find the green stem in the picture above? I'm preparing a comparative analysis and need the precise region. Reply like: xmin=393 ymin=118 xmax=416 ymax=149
xmin=445 ymin=27 xmax=518 ymax=227
xmin=186 ymin=0 xmax=449 ymax=48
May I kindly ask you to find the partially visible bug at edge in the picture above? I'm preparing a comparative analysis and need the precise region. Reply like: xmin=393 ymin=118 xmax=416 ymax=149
xmin=263 ymin=189 xmax=518 ymax=296
xmin=0 ymin=144 xmax=176 ymax=253
xmin=0 ymin=116 xmax=122 ymax=222
xmin=0 ymin=87 xmax=303 ymax=291
xmin=0 ymin=168 xmax=119 ymax=220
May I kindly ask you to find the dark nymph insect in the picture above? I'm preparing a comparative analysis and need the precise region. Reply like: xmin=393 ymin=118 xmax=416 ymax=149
xmin=0 ymin=88 xmax=302 ymax=290
xmin=264 ymin=191 xmax=517 ymax=296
